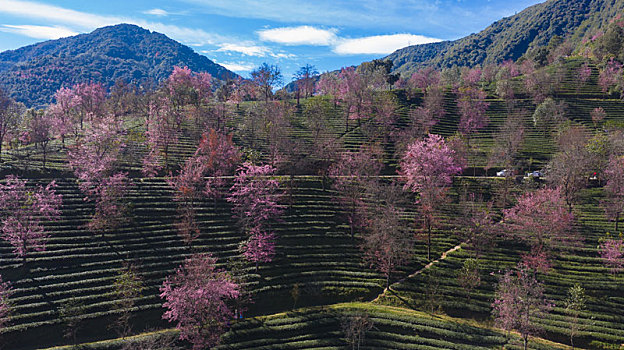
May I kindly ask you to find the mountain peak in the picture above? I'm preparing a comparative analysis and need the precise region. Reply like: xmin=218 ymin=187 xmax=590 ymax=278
xmin=0 ymin=24 xmax=237 ymax=107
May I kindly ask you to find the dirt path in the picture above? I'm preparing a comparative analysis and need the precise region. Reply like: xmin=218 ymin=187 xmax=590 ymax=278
xmin=372 ymin=243 xmax=462 ymax=302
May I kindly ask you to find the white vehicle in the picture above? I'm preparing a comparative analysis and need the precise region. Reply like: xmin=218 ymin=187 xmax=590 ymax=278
xmin=496 ymin=169 xmax=512 ymax=177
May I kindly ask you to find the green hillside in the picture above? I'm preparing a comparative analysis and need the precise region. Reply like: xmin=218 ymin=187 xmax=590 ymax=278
xmin=0 ymin=24 xmax=237 ymax=107
xmin=386 ymin=0 xmax=624 ymax=75
xmin=1 ymin=56 xmax=624 ymax=349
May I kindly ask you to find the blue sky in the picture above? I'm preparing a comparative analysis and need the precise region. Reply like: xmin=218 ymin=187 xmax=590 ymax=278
xmin=0 ymin=0 xmax=543 ymax=83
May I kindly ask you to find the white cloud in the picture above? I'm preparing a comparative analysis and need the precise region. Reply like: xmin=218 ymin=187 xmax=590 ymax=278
xmin=219 ymin=62 xmax=255 ymax=72
xmin=139 ymin=21 xmax=227 ymax=46
xmin=0 ymin=24 xmax=78 ymax=39
xmin=333 ymin=33 xmax=441 ymax=55
xmin=270 ymin=52 xmax=296 ymax=59
xmin=143 ymin=8 xmax=169 ymax=17
xmin=216 ymin=43 xmax=270 ymax=57
xmin=255 ymin=25 xmax=439 ymax=57
xmin=0 ymin=0 xmax=230 ymax=46
xmin=181 ymin=0 xmax=444 ymax=32
xmin=258 ymin=26 xmax=337 ymax=46
xmin=0 ymin=0 xmax=120 ymax=30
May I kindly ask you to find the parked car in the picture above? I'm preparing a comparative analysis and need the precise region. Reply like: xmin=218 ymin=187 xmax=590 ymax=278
xmin=496 ymin=169 xmax=513 ymax=177
xmin=526 ymin=171 xmax=542 ymax=178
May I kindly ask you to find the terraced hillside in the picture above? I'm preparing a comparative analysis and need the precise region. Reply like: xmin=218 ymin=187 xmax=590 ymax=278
xmin=39 ymin=303 xmax=571 ymax=350
xmin=3 ymin=59 xmax=624 ymax=349
xmin=376 ymin=183 xmax=624 ymax=349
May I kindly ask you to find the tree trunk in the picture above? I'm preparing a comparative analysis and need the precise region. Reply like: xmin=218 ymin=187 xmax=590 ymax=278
xmin=22 ymin=239 xmax=27 ymax=265
xmin=501 ymin=176 xmax=510 ymax=208
xmin=289 ymin=174 xmax=295 ymax=204
xmin=164 ymin=145 xmax=169 ymax=173
xmin=42 ymin=146 xmax=47 ymax=169
xmin=427 ymin=219 xmax=432 ymax=261
xmin=523 ymin=335 xmax=528 ymax=350
xmin=350 ymin=200 xmax=356 ymax=238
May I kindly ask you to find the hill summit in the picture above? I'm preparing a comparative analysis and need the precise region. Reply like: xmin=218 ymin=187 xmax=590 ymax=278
xmin=0 ymin=24 xmax=237 ymax=107
xmin=386 ymin=0 xmax=624 ymax=75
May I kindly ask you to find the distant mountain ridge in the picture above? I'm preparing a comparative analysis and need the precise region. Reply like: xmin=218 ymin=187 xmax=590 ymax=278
xmin=0 ymin=24 xmax=237 ymax=107
xmin=386 ymin=0 xmax=624 ymax=75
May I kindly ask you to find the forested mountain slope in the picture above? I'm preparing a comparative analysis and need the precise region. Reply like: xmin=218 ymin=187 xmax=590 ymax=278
xmin=0 ymin=24 xmax=237 ymax=107
xmin=387 ymin=0 xmax=624 ymax=74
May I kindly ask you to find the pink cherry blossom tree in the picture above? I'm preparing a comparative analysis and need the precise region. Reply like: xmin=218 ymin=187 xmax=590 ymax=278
xmin=167 ymin=156 xmax=207 ymax=246
xmin=492 ymin=268 xmax=552 ymax=350
xmin=143 ymin=97 xmax=179 ymax=176
xmin=457 ymin=86 xmax=489 ymax=139
xmin=197 ymin=129 xmax=240 ymax=204
xmin=168 ymin=130 xmax=237 ymax=243
xmin=599 ymin=236 xmax=624 ymax=275
xmin=160 ymin=253 xmax=239 ymax=350
xmin=27 ymin=109 xmax=54 ymax=169
xmin=49 ymin=83 xmax=105 ymax=136
xmin=459 ymin=194 xmax=498 ymax=258
xmin=408 ymin=67 xmax=441 ymax=92
xmin=403 ymin=86 xmax=446 ymax=142
xmin=577 ymin=62 xmax=592 ymax=92
xmin=337 ymin=67 xmax=373 ymax=131
xmin=167 ymin=66 xmax=194 ymax=99
xmin=48 ymin=86 xmax=79 ymax=147
xmin=0 ymin=274 xmax=12 ymax=330
xmin=0 ymin=175 xmax=62 ymax=262
xmin=227 ymin=163 xmax=284 ymax=268
xmin=599 ymin=58 xmax=623 ymax=95
xmin=546 ymin=125 xmax=591 ymax=212
xmin=495 ymin=61 xmax=520 ymax=112
xmin=360 ymin=185 xmax=413 ymax=288
xmin=0 ymin=89 xmax=24 ymax=163
xmin=366 ymin=92 xmax=398 ymax=143
xmin=461 ymin=67 xmax=482 ymax=87
xmin=73 ymin=82 xmax=106 ymax=129
xmin=87 ymin=173 xmax=132 ymax=233
xmin=227 ymin=162 xmax=284 ymax=231
xmin=316 ymin=73 xmax=341 ymax=107
xmin=68 ymin=114 xmax=126 ymax=191
xmin=503 ymin=187 xmax=578 ymax=270
xmin=165 ymin=66 xmax=212 ymax=126
xmin=329 ymin=146 xmax=383 ymax=238
xmin=240 ymin=227 xmax=276 ymax=272
xmin=263 ymin=101 xmax=296 ymax=169
xmin=602 ymin=156 xmax=624 ymax=231
xmin=68 ymin=114 xmax=131 ymax=233
xmin=523 ymin=61 xmax=559 ymax=104
xmin=400 ymin=134 xmax=463 ymax=260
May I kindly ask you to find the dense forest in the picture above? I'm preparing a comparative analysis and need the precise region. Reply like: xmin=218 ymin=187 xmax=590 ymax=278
xmin=0 ymin=24 xmax=237 ymax=107
xmin=386 ymin=0 xmax=624 ymax=75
